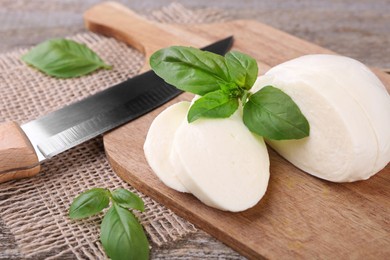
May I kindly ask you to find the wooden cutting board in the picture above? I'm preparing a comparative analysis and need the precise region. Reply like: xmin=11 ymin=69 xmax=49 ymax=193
xmin=85 ymin=2 xmax=390 ymax=259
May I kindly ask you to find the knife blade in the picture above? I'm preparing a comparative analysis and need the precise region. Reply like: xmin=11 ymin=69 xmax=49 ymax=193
xmin=0 ymin=36 xmax=233 ymax=183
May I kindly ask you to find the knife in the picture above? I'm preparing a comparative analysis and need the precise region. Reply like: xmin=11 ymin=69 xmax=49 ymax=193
xmin=0 ymin=3 xmax=233 ymax=183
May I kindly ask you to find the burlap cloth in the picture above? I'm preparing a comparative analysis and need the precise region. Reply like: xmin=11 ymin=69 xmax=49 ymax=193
xmin=0 ymin=4 xmax=228 ymax=259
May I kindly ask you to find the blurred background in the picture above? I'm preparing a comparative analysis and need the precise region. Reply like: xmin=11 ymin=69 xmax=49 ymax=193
xmin=1 ymin=0 xmax=389 ymax=68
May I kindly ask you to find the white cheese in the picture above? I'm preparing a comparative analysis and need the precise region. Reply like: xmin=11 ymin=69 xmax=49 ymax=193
xmin=144 ymin=101 xmax=190 ymax=192
xmin=171 ymin=108 xmax=270 ymax=212
xmin=253 ymin=54 xmax=390 ymax=182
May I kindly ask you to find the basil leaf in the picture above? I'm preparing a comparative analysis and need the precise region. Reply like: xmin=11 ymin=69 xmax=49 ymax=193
xmin=101 ymin=204 xmax=149 ymax=260
xmin=111 ymin=189 xmax=145 ymax=212
xmin=22 ymin=39 xmax=112 ymax=78
xmin=69 ymin=188 xmax=110 ymax=219
xmin=243 ymin=86 xmax=310 ymax=140
xmin=150 ymin=46 xmax=230 ymax=95
xmin=188 ymin=90 xmax=239 ymax=123
xmin=225 ymin=51 xmax=258 ymax=90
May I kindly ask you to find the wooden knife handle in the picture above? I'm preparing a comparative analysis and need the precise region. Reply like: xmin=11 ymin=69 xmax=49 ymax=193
xmin=84 ymin=1 xmax=189 ymax=72
xmin=0 ymin=122 xmax=40 ymax=183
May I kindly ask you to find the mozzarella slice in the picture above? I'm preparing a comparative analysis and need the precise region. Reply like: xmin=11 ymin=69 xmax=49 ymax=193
xmin=252 ymin=54 xmax=390 ymax=182
xmin=275 ymin=54 xmax=390 ymax=174
xmin=171 ymin=109 xmax=270 ymax=212
xmin=144 ymin=101 xmax=190 ymax=192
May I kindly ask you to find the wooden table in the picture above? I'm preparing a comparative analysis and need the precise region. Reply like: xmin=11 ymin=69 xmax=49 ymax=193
xmin=1 ymin=0 xmax=389 ymax=259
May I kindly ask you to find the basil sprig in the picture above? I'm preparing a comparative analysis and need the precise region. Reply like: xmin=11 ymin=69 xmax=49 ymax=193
xmin=187 ymin=90 xmax=239 ymax=123
xmin=243 ymin=86 xmax=310 ymax=140
xmin=150 ymin=46 xmax=309 ymax=140
xmin=69 ymin=188 xmax=149 ymax=260
xmin=150 ymin=46 xmax=230 ymax=95
xmin=22 ymin=39 xmax=112 ymax=78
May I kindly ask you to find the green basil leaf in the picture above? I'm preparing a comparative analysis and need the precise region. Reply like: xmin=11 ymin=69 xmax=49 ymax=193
xmin=21 ymin=39 xmax=112 ymax=78
xmin=69 ymin=188 xmax=110 ymax=219
xmin=187 ymin=90 xmax=239 ymax=123
xmin=225 ymin=51 xmax=258 ymax=90
xmin=150 ymin=46 xmax=230 ymax=95
xmin=111 ymin=189 xmax=145 ymax=212
xmin=101 ymin=204 xmax=149 ymax=260
xmin=243 ymin=86 xmax=310 ymax=140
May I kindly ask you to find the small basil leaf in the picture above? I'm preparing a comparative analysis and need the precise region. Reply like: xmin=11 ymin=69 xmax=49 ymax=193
xmin=69 ymin=188 xmax=110 ymax=219
xmin=225 ymin=51 xmax=258 ymax=90
xmin=243 ymin=86 xmax=310 ymax=140
xmin=188 ymin=90 xmax=239 ymax=123
xmin=111 ymin=189 xmax=145 ymax=212
xmin=150 ymin=46 xmax=230 ymax=95
xmin=22 ymin=39 xmax=112 ymax=78
xmin=101 ymin=204 xmax=149 ymax=260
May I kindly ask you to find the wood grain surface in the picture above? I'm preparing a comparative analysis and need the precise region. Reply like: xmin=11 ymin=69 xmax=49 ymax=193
xmin=85 ymin=2 xmax=390 ymax=259
xmin=0 ymin=122 xmax=40 ymax=183
xmin=1 ymin=1 xmax=390 ymax=259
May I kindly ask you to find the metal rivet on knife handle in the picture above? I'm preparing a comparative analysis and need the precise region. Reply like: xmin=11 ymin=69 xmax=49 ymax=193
xmin=0 ymin=121 xmax=40 ymax=182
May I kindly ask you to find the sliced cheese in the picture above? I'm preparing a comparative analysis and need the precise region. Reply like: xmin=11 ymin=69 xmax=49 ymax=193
xmin=171 ymin=108 xmax=270 ymax=212
xmin=276 ymin=54 xmax=390 ymax=174
xmin=144 ymin=101 xmax=190 ymax=192
xmin=252 ymin=54 xmax=390 ymax=182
